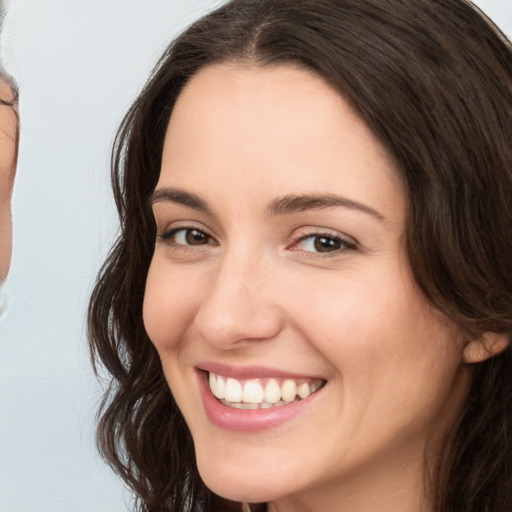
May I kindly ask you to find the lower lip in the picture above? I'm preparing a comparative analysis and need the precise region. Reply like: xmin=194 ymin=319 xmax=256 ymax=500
xmin=197 ymin=371 xmax=322 ymax=432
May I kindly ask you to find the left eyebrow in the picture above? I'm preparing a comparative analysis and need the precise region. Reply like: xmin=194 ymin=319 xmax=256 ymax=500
xmin=266 ymin=194 xmax=386 ymax=221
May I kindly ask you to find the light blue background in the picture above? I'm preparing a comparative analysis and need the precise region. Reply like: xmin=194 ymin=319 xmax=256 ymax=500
xmin=0 ymin=1 xmax=510 ymax=511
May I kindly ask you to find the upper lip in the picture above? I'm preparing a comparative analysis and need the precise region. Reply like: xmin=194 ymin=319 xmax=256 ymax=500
xmin=196 ymin=361 xmax=325 ymax=381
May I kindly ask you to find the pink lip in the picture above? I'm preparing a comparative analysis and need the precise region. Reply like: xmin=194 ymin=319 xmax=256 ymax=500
xmin=196 ymin=361 xmax=323 ymax=380
xmin=196 ymin=367 xmax=325 ymax=433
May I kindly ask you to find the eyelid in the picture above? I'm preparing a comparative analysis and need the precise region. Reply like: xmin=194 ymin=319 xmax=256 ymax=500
xmin=156 ymin=218 xmax=211 ymax=236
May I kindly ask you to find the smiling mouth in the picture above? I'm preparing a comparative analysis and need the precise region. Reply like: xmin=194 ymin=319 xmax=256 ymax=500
xmin=208 ymin=371 xmax=326 ymax=410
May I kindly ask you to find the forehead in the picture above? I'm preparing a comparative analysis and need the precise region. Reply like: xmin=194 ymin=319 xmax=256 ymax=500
xmin=159 ymin=63 xmax=404 ymax=222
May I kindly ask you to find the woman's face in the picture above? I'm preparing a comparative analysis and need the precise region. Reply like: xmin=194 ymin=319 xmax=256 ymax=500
xmin=144 ymin=63 xmax=471 ymax=509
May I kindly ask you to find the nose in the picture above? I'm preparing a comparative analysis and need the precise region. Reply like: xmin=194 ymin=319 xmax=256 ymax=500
xmin=193 ymin=251 xmax=284 ymax=349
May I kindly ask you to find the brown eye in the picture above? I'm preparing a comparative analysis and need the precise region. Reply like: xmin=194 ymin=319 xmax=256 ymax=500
xmin=159 ymin=227 xmax=214 ymax=246
xmin=184 ymin=229 xmax=210 ymax=245
xmin=293 ymin=233 xmax=357 ymax=255
xmin=314 ymin=236 xmax=343 ymax=253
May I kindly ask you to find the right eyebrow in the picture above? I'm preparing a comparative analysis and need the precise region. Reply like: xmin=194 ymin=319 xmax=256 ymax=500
xmin=148 ymin=187 xmax=212 ymax=214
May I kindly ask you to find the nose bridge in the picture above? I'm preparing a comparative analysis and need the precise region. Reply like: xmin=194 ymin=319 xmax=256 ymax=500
xmin=194 ymin=244 xmax=282 ymax=347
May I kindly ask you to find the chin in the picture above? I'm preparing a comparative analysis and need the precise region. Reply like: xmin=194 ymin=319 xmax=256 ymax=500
xmin=196 ymin=450 xmax=294 ymax=504
xmin=201 ymin=479 xmax=284 ymax=505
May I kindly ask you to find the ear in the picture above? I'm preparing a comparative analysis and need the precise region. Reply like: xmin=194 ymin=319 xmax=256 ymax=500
xmin=463 ymin=332 xmax=509 ymax=363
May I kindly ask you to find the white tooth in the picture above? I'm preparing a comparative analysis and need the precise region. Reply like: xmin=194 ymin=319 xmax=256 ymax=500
xmin=230 ymin=401 xmax=243 ymax=409
xmin=310 ymin=381 xmax=322 ymax=393
xmin=264 ymin=379 xmax=281 ymax=404
xmin=241 ymin=403 xmax=259 ymax=409
xmin=281 ymin=379 xmax=297 ymax=402
xmin=242 ymin=380 xmax=264 ymax=404
xmin=260 ymin=401 xmax=273 ymax=409
xmin=209 ymin=372 xmax=216 ymax=390
xmin=213 ymin=374 xmax=226 ymax=399
xmin=297 ymin=382 xmax=311 ymax=399
xmin=224 ymin=378 xmax=243 ymax=402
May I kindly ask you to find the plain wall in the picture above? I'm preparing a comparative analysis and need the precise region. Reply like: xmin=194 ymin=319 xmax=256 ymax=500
xmin=0 ymin=1 xmax=510 ymax=511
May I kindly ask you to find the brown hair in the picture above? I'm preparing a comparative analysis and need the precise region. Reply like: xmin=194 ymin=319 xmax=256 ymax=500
xmin=88 ymin=1 xmax=512 ymax=510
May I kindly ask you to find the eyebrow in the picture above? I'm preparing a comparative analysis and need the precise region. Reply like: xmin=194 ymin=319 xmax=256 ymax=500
xmin=149 ymin=187 xmax=386 ymax=222
xmin=149 ymin=187 xmax=212 ymax=214
xmin=266 ymin=194 xmax=386 ymax=221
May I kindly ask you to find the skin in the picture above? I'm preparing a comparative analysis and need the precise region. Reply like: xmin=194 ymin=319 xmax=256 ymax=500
xmin=0 ymin=72 xmax=18 ymax=282
xmin=143 ymin=63 xmax=476 ymax=512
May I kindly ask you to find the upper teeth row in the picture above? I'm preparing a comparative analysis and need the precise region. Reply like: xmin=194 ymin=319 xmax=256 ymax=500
xmin=208 ymin=372 xmax=322 ymax=404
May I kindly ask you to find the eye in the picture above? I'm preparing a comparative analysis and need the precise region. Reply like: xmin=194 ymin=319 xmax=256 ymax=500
xmin=159 ymin=227 xmax=215 ymax=247
xmin=291 ymin=233 xmax=357 ymax=254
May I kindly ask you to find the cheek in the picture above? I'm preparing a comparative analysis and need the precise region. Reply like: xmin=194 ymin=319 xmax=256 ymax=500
xmin=142 ymin=258 xmax=201 ymax=350
xmin=295 ymin=274 xmax=466 ymax=449
xmin=289 ymin=272 xmax=405 ymax=352
xmin=289 ymin=266 xmax=460 ymax=387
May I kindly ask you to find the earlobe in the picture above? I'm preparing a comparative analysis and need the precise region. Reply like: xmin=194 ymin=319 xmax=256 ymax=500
xmin=462 ymin=332 xmax=510 ymax=363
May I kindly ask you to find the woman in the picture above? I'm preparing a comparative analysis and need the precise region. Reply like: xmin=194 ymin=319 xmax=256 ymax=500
xmin=88 ymin=0 xmax=512 ymax=511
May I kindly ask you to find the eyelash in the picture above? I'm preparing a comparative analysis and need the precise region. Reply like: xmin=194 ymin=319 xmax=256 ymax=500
xmin=157 ymin=227 xmax=358 ymax=257
xmin=158 ymin=227 xmax=217 ymax=248
xmin=285 ymin=232 xmax=358 ymax=261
